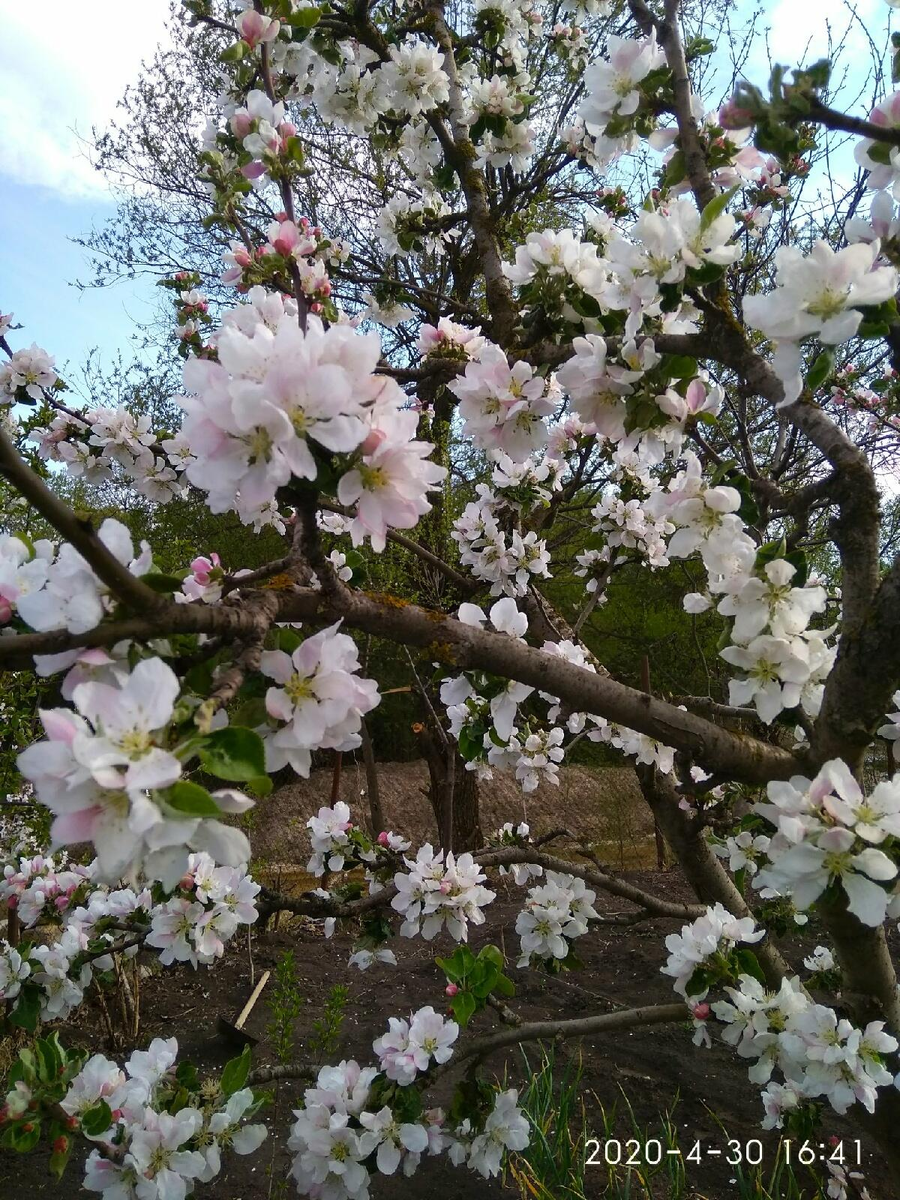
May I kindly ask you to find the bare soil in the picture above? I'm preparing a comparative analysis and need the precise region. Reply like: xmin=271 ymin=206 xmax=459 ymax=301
xmin=2 ymin=866 xmax=894 ymax=1200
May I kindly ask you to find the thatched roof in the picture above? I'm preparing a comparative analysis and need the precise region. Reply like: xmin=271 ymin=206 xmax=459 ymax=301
xmin=247 ymin=759 xmax=653 ymax=872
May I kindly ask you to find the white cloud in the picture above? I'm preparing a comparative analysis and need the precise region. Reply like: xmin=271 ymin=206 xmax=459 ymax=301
xmin=0 ymin=0 xmax=173 ymax=199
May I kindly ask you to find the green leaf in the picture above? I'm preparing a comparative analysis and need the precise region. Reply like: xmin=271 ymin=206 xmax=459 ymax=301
xmin=246 ymin=774 xmax=273 ymax=797
xmin=493 ymin=973 xmax=516 ymax=997
xmin=471 ymin=962 xmax=501 ymax=998
xmin=700 ymin=185 xmax=739 ymax=233
xmin=198 ymin=726 xmax=266 ymax=782
xmin=165 ymin=780 xmax=223 ymax=817
xmin=2 ymin=1122 xmax=41 ymax=1153
xmin=35 ymin=1036 xmax=62 ymax=1084
xmin=477 ymin=944 xmax=504 ymax=969
xmin=288 ymin=4 xmax=321 ymax=27
xmin=140 ymin=572 xmax=186 ymax=594
xmin=81 ymin=1100 xmax=113 ymax=1138
xmin=667 ymin=355 xmax=698 ymax=380
xmin=662 ymin=149 xmax=686 ymax=188
xmin=684 ymin=966 xmax=711 ymax=998
xmin=185 ymin=660 xmax=215 ymax=697
xmin=231 ymin=697 xmax=269 ymax=729
xmin=436 ymin=945 xmax=474 ymax=984
xmin=450 ymin=990 xmax=477 ymax=1027
xmin=221 ymin=1045 xmax=251 ymax=1096
xmin=10 ymin=986 xmax=41 ymax=1033
xmin=176 ymin=1061 xmax=201 ymax=1092
xmin=805 ymin=347 xmax=833 ymax=392
xmin=734 ymin=948 xmax=767 ymax=986
xmin=220 ymin=41 xmax=247 ymax=63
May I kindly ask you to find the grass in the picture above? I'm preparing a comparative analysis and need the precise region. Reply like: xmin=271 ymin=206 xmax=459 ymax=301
xmin=509 ymin=1053 xmax=856 ymax=1200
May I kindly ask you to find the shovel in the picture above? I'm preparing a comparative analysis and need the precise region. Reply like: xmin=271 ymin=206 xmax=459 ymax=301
xmin=217 ymin=969 xmax=271 ymax=1047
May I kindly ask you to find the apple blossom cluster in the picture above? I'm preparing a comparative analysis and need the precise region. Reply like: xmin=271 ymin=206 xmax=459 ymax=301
xmin=588 ymin=463 xmax=675 ymax=569
xmin=178 ymin=293 xmax=445 ymax=541
xmin=305 ymin=799 xmax=360 ymax=875
xmin=0 ymin=846 xmax=259 ymax=1029
xmin=376 ymin=194 xmax=457 ymax=259
xmin=663 ymin=903 xmax=900 ymax=1128
xmin=287 ymin=1043 xmax=529 ymax=1197
xmin=578 ymin=31 xmax=665 ymax=134
xmin=17 ymin=655 xmax=254 ymax=887
xmin=28 ymin=395 xmax=189 ymax=502
xmin=515 ymin=870 xmax=599 ymax=967
xmin=146 ymin=852 xmax=260 ymax=967
xmin=259 ymin=622 xmax=381 ymax=780
xmin=447 ymin=342 xmax=561 ymax=462
xmin=451 ymin=498 xmax=551 ymax=596
xmin=492 ymin=821 xmax=544 ymax=885
xmin=752 ymin=759 xmax=900 ymax=928
xmin=647 ymin=452 xmax=835 ymax=722
xmin=0 ymin=518 xmax=151 ymax=633
xmin=56 ymin=1037 xmax=267 ymax=1197
xmin=392 ymin=845 xmax=496 ymax=942
xmin=221 ymin=216 xmax=347 ymax=317
xmin=417 ymin=318 xmax=485 ymax=361
xmin=374 ymin=1006 xmax=459 ymax=1083
xmin=744 ymin=241 xmax=898 ymax=405
xmin=662 ymin=902 xmax=765 ymax=998
xmin=855 ymin=89 xmax=900 ymax=201
xmin=0 ymin=343 xmax=58 ymax=404
xmin=1 ymin=851 xmax=94 ymax=927
xmin=712 ymin=830 xmax=771 ymax=878
xmin=555 ymin=333 xmax=721 ymax=464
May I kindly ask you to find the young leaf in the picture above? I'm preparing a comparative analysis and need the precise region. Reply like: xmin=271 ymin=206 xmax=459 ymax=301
xmin=450 ymin=990 xmax=477 ymax=1027
xmin=81 ymin=1100 xmax=113 ymax=1138
xmin=198 ymin=726 xmax=266 ymax=782
xmin=165 ymin=780 xmax=223 ymax=817
xmin=699 ymin=185 xmax=739 ymax=232
xmin=221 ymin=1045 xmax=252 ymax=1096
xmin=805 ymin=347 xmax=833 ymax=392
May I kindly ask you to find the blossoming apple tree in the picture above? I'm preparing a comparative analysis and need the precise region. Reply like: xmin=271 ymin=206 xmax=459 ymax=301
xmin=4 ymin=0 xmax=900 ymax=1194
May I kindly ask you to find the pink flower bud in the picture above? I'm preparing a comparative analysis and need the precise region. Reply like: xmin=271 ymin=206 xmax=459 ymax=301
xmin=377 ymin=831 xmax=390 ymax=846
xmin=238 ymin=10 xmax=280 ymax=49
xmin=360 ymin=428 xmax=387 ymax=457
xmin=692 ymin=1002 xmax=710 ymax=1020
xmin=0 ymin=597 xmax=12 ymax=624
xmin=231 ymin=113 xmax=252 ymax=139
xmin=445 ymin=983 xmax=459 ymax=996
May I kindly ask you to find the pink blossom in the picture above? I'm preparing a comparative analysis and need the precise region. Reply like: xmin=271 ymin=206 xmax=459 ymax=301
xmin=238 ymin=10 xmax=280 ymax=48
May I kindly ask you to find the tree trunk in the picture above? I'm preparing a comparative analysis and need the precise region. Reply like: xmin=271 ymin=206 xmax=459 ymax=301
xmin=359 ymin=718 xmax=385 ymax=836
xmin=418 ymin=727 xmax=482 ymax=852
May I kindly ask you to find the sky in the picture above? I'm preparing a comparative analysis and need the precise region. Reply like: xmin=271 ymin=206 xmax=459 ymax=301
xmin=0 ymin=0 xmax=889 ymax=380
xmin=0 ymin=0 xmax=173 ymax=375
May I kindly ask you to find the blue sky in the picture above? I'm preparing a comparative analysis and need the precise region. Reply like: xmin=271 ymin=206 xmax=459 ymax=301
xmin=0 ymin=0 xmax=888 ymax=381
xmin=0 ymin=0 xmax=172 ymax=377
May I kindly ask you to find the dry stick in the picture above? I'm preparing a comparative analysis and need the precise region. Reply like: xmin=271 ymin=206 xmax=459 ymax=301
xmin=247 ymin=1003 xmax=689 ymax=1088
xmin=475 ymin=846 xmax=703 ymax=919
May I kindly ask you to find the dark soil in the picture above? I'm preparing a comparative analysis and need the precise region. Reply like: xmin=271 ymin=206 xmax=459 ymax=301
xmin=1 ymin=868 xmax=893 ymax=1200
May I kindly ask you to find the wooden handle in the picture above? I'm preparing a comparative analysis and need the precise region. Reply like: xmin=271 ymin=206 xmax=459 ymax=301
xmin=235 ymin=970 xmax=270 ymax=1030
